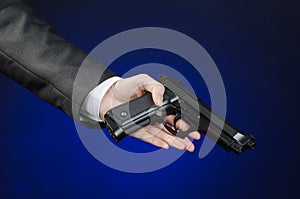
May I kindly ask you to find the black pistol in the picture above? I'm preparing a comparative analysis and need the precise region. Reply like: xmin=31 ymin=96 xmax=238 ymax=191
xmin=104 ymin=75 xmax=256 ymax=154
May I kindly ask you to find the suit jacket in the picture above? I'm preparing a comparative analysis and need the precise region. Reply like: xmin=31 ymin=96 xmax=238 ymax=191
xmin=0 ymin=0 xmax=115 ymax=126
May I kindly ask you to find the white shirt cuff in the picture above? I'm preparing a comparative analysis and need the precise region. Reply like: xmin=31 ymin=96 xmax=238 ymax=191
xmin=79 ymin=76 xmax=121 ymax=123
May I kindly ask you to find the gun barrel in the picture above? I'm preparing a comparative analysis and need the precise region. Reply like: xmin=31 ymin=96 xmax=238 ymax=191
xmin=158 ymin=75 xmax=256 ymax=154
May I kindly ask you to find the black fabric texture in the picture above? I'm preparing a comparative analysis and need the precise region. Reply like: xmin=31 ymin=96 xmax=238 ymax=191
xmin=0 ymin=0 xmax=116 ymax=127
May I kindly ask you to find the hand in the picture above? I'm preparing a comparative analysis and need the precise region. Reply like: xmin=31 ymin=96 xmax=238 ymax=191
xmin=99 ymin=74 xmax=200 ymax=152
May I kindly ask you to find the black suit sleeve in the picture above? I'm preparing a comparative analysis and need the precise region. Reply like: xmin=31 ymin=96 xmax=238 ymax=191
xmin=0 ymin=0 xmax=116 ymax=126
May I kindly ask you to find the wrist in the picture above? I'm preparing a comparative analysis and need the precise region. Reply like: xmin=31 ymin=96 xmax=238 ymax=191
xmin=99 ymin=81 xmax=117 ymax=120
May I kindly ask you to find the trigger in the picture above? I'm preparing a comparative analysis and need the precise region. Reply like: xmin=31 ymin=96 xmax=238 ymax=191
xmin=164 ymin=123 xmax=178 ymax=136
xmin=173 ymin=114 xmax=181 ymax=131
xmin=163 ymin=114 xmax=182 ymax=136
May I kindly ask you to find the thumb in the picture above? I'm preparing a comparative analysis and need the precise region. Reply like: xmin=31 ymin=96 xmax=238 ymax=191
xmin=151 ymin=84 xmax=165 ymax=106
xmin=136 ymin=74 xmax=165 ymax=106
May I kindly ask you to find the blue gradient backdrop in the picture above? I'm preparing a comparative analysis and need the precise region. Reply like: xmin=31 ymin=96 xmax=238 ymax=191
xmin=1 ymin=0 xmax=299 ymax=198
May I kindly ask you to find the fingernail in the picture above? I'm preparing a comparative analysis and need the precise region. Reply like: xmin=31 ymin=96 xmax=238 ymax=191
xmin=162 ymin=144 xmax=169 ymax=149
xmin=156 ymin=96 xmax=163 ymax=106
xmin=187 ymin=144 xmax=195 ymax=152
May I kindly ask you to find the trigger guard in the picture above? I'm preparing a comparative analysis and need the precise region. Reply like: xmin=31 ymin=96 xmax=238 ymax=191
xmin=173 ymin=114 xmax=181 ymax=132
xmin=164 ymin=123 xmax=178 ymax=136
xmin=163 ymin=114 xmax=186 ymax=138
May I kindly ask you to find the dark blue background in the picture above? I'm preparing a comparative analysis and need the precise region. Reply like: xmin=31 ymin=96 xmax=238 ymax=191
xmin=1 ymin=0 xmax=299 ymax=198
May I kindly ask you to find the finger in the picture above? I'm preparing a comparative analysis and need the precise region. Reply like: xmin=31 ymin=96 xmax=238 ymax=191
xmin=180 ymin=137 xmax=195 ymax=152
xmin=165 ymin=115 xmax=201 ymax=140
xmin=131 ymin=125 xmax=195 ymax=152
xmin=151 ymin=84 xmax=165 ymax=106
xmin=135 ymin=74 xmax=165 ymax=106
xmin=146 ymin=125 xmax=190 ymax=151
xmin=165 ymin=115 xmax=189 ymax=131
xmin=130 ymin=130 xmax=169 ymax=149
xmin=160 ymin=124 xmax=196 ymax=152
xmin=188 ymin=131 xmax=201 ymax=140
